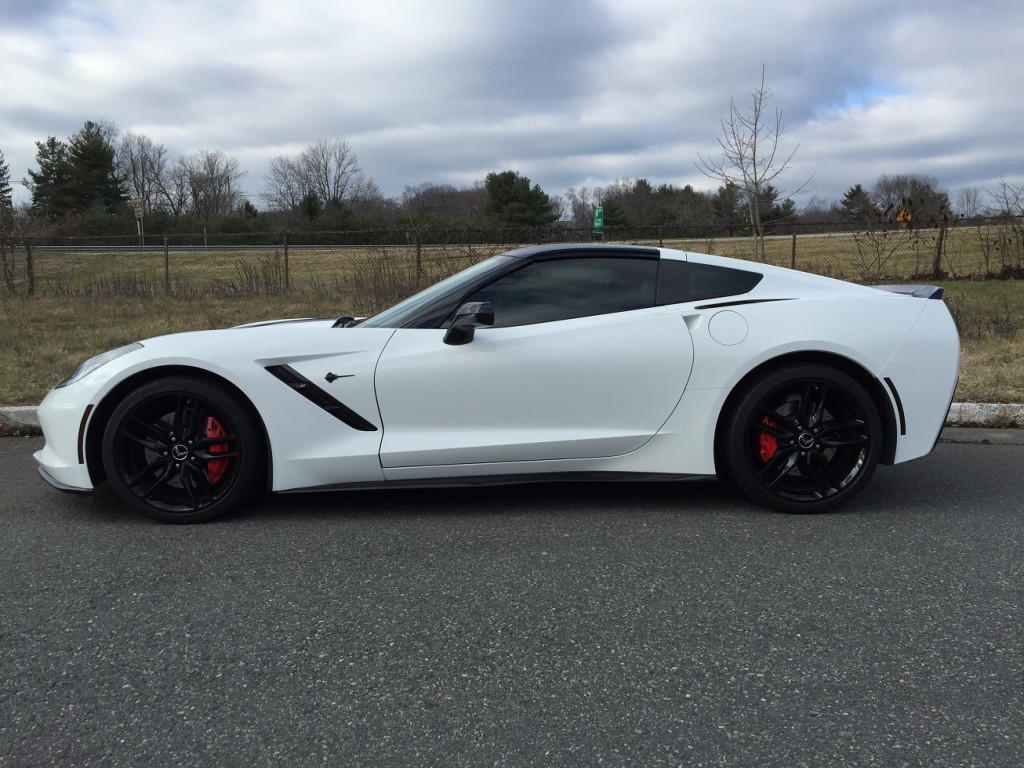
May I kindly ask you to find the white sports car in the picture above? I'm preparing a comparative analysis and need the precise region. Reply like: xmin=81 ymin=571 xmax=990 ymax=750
xmin=35 ymin=244 xmax=960 ymax=523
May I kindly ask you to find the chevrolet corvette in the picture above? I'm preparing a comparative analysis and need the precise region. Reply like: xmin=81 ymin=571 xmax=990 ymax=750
xmin=35 ymin=244 xmax=960 ymax=522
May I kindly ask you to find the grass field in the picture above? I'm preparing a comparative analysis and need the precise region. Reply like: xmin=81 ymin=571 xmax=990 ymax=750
xmin=6 ymin=223 xmax=1024 ymax=299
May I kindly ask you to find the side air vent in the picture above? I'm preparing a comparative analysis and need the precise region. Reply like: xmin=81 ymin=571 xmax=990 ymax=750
xmin=265 ymin=364 xmax=378 ymax=431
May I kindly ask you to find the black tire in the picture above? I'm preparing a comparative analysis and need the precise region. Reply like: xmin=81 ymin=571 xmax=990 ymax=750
xmin=720 ymin=364 xmax=882 ymax=513
xmin=101 ymin=376 xmax=263 ymax=523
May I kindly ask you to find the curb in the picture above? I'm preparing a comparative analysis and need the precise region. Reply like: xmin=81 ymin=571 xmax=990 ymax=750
xmin=0 ymin=406 xmax=41 ymax=437
xmin=3 ymin=403 xmax=1023 ymax=439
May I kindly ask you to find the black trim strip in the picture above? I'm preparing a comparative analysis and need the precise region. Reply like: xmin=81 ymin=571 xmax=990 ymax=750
xmin=265 ymin=364 xmax=378 ymax=431
xmin=77 ymin=403 xmax=94 ymax=464
xmin=693 ymin=298 xmax=794 ymax=310
xmin=280 ymin=471 xmax=710 ymax=493
xmin=884 ymin=377 xmax=907 ymax=436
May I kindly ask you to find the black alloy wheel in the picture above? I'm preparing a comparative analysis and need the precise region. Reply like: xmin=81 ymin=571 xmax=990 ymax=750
xmin=720 ymin=364 xmax=882 ymax=513
xmin=101 ymin=377 xmax=263 ymax=523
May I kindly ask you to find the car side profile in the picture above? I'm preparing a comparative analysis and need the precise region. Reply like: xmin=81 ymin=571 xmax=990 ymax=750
xmin=35 ymin=244 xmax=960 ymax=523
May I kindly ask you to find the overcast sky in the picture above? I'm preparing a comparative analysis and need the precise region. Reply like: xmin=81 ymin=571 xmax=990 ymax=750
xmin=3 ymin=0 xmax=1023 ymax=210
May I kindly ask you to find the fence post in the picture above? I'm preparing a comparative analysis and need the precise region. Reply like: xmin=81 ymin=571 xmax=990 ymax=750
xmin=415 ymin=233 xmax=422 ymax=288
xmin=164 ymin=236 xmax=170 ymax=295
xmin=283 ymin=232 xmax=290 ymax=289
xmin=25 ymin=237 xmax=34 ymax=296
xmin=791 ymin=233 xmax=797 ymax=270
xmin=932 ymin=223 xmax=946 ymax=279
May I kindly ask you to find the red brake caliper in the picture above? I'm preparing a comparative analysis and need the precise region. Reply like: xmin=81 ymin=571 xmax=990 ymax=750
xmin=758 ymin=416 xmax=778 ymax=463
xmin=205 ymin=417 xmax=229 ymax=484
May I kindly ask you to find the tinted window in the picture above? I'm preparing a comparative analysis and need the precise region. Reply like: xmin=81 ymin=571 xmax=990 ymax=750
xmin=656 ymin=260 xmax=763 ymax=304
xmin=467 ymin=257 xmax=657 ymax=327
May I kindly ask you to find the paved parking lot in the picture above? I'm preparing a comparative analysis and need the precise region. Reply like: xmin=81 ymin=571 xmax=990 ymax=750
xmin=2 ymin=436 xmax=1022 ymax=766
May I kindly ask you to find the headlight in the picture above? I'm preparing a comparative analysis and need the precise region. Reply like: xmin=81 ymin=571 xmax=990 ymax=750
xmin=57 ymin=343 xmax=144 ymax=388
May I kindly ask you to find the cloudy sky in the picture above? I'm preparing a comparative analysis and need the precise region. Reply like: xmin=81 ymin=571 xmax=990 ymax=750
xmin=3 ymin=0 xmax=1023 ymax=209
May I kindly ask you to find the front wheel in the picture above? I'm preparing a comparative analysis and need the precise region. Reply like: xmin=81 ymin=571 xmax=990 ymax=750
xmin=719 ymin=364 xmax=882 ymax=513
xmin=101 ymin=377 xmax=264 ymax=523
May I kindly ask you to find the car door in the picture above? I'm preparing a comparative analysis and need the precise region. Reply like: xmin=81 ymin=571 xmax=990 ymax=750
xmin=373 ymin=255 xmax=694 ymax=468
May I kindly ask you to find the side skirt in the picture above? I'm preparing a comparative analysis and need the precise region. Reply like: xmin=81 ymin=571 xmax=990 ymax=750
xmin=277 ymin=471 xmax=715 ymax=494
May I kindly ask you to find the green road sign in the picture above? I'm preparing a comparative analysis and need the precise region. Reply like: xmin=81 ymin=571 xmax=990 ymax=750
xmin=592 ymin=206 xmax=604 ymax=233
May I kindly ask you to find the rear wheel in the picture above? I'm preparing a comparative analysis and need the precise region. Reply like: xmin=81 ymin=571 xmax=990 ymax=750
xmin=720 ymin=364 xmax=882 ymax=513
xmin=101 ymin=377 xmax=263 ymax=523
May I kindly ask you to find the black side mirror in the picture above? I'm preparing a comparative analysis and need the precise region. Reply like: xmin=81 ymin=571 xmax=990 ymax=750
xmin=443 ymin=301 xmax=494 ymax=345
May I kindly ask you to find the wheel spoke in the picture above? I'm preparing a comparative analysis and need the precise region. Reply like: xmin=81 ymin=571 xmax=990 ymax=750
xmin=122 ymin=416 xmax=168 ymax=452
xmin=806 ymin=451 xmax=841 ymax=493
xmin=799 ymin=381 xmax=829 ymax=428
xmin=181 ymin=463 xmax=216 ymax=509
xmin=757 ymin=448 xmax=799 ymax=487
xmin=750 ymin=413 xmax=795 ymax=441
xmin=194 ymin=434 xmax=240 ymax=460
xmin=818 ymin=418 xmax=868 ymax=448
xmin=138 ymin=463 xmax=175 ymax=500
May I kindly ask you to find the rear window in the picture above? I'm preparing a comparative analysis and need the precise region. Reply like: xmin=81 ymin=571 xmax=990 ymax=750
xmin=657 ymin=260 xmax=763 ymax=304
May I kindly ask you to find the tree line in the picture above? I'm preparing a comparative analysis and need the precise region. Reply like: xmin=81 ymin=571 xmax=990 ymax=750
xmin=1 ymin=119 xmax=1022 ymax=244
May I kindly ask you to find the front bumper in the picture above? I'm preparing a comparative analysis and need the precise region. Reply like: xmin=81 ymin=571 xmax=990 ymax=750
xmin=37 ymin=465 xmax=93 ymax=495
xmin=33 ymin=384 xmax=98 ymax=493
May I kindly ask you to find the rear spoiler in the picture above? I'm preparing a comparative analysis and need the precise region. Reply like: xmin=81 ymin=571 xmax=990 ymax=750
xmin=870 ymin=284 xmax=944 ymax=299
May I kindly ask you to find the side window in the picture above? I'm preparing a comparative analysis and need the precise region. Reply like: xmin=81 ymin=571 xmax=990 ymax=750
xmin=467 ymin=257 xmax=657 ymax=328
xmin=657 ymin=260 xmax=763 ymax=305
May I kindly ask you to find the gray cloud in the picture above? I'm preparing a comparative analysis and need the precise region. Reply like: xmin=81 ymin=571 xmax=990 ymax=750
xmin=2 ymin=0 xmax=1022 ymax=208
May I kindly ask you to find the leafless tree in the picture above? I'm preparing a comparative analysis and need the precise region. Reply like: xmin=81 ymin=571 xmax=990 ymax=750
xmin=264 ymin=139 xmax=373 ymax=213
xmin=987 ymin=180 xmax=1024 ymax=272
xmin=178 ymin=150 xmax=246 ymax=220
xmin=0 ymin=203 xmax=63 ymax=295
xmin=117 ymin=132 xmax=169 ymax=215
xmin=158 ymin=161 xmax=192 ymax=220
xmin=953 ymin=186 xmax=984 ymax=219
xmin=696 ymin=69 xmax=812 ymax=260
xmin=564 ymin=186 xmax=598 ymax=228
xmin=265 ymin=155 xmax=306 ymax=211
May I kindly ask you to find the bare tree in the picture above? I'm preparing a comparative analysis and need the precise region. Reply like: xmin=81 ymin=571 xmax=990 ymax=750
xmin=696 ymin=69 xmax=812 ymax=260
xmin=302 ymin=139 xmax=360 ymax=207
xmin=263 ymin=139 xmax=373 ymax=214
xmin=564 ymin=186 xmax=597 ymax=228
xmin=870 ymin=173 xmax=949 ymax=224
xmin=0 ymin=204 xmax=63 ymax=295
xmin=953 ymin=186 xmax=984 ymax=219
xmin=265 ymin=155 xmax=306 ymax=211
xmin=117 ymin=132 xmax=169 ymax=215
xmin=987 ymin=179 xmax=1024 ymax=273
xmin=178 ymin=150 xmax=247 ymax=220
xmin=158 ymin=161 xmax=192 ymax=221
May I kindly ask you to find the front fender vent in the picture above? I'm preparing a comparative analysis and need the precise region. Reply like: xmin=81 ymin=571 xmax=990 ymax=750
xmin=265 ymin=364 xmax=378 ymax=431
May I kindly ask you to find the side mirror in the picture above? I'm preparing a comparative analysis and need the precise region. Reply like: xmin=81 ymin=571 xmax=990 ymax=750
xmin=443 ymin=301 xmax=494 ymax=345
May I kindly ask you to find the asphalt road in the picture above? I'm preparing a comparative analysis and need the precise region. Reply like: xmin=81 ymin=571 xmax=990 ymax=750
xmin=2 ymin=437 xmax=1022 ymax=767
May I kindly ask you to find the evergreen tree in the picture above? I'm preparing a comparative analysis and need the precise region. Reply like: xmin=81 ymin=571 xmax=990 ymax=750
xmin=712 ymin=183 xmax=745 ymax=233
xmin=837 ymin=184 xmax=876 ymax=222
xmin=484 ymin=170 xmax=558 ymax=227
xmin=67 ymin=120 xmax=125 ymax=213
xmin=27 ymin=137 xmax=74 ymax=215
xmin=0 ymin=149 xmax=12 ymax=207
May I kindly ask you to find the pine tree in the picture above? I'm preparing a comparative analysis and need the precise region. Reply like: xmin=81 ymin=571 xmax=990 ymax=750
xmin=0 ymin=149 xmax=12 ymax=207
xmin=484 ymin=170 xmax=558 ymax=227
xmin=27 ymin=137 xmax=74 ymax=215
xmin=837 ymin=184 xmax=876 ymax=222
xmin=67 ymin=121 xmax=125 ymax=213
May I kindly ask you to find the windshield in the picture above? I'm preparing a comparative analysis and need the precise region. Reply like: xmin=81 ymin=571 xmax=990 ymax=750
xmin=359 ymin=254 xmax=515 ymax=328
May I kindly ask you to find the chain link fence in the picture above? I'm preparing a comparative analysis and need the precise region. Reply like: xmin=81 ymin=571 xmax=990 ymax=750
xmin=3 ymin=219 xmax=1023 ymax=311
